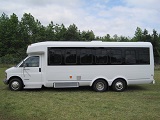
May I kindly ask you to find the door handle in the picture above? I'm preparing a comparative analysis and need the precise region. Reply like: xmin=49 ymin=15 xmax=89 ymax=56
xmin=39 ymin=68 xmax=41 ymax=72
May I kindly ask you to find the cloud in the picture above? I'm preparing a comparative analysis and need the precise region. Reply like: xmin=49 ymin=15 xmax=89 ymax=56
xmin=124 ymin=0 xmax=160 ymax=10
xmin=85 ymin=0 xmax=160 ymax=36
xmin=0 ymin=0 xmax=159 ymax=37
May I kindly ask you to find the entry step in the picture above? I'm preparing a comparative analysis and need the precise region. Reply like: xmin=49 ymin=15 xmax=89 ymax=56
xmin=54 ymin=82 xmax=79 ymax=88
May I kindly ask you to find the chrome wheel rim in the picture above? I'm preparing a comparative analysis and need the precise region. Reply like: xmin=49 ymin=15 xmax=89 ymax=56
xmin=115 ymin=82 xmax=124 ymax=90
xmin=96 ymin=82 xmax=105 ymax=91
xmin=11 ymin=81 xmax=20 ymax=90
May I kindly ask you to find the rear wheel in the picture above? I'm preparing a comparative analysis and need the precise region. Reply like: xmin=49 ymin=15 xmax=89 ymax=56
xmin=112 ymin=79 xmax=126 ymax=92
xmin=93 ymin=80 xmax=108 ymax=92
xmin=9 ymin=78 xmax=23 ymax=91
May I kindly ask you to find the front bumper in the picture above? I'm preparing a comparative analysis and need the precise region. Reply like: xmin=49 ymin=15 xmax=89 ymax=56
xmin=3 ymin=79 xmax=9 ymax=85
xmin=152 ymin=80 xmax=155 ymax=84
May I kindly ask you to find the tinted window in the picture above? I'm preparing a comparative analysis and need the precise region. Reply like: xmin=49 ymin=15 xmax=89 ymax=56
xmin=96 ymin=49 xmax=108 ymax=64
xmin=80 ymin=49 xmax=93 ymax=64
xmin=47 ymin=47 xmax=150 ymax=65
xmin=138 ymin=48 xmax=150 ymax=64
xmin=48 ymin=48 xmax=62 ymax=65
xmin=125 ymin=50 xmax=136 ymax=64
xmin=65 ymin=49 xmax=77 ymax=64
xmin=110 ymin=49 xmax=122 ymax=64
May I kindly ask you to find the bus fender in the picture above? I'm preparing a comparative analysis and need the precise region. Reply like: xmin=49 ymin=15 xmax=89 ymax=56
xmin=111 ymin=76 xmax=128 ymax=86
xmin=90 ymin=77 xmax=109 ymax=87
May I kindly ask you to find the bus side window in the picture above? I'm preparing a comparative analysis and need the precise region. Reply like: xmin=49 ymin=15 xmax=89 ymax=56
xmin=138 ymin=48 xmax=150 ymax=64
xmin=125 ymin=50 xmax=136 ymax=64
xmin=95 ymin=49 xmax=108 ymax=64
xmin=110 ymin=49 xmax=122 ymax=64
xmin=65 ymin=49 xmax=77 ymax=64
xmin=48 ymin=49 xmax=62 ymax=65
xmin=80 ymin=49 xmax=93 ymax=64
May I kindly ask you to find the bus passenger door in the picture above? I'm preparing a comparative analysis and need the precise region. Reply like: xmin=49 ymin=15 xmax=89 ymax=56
xmin=22 ymin=56 xmax=42 ymax=88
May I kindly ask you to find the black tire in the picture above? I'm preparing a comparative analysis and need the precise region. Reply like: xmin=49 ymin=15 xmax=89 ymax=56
xmin=9 ymin=78 xmax=23 ymax=91
xmin=93 ymin=80 xmax=108 ymax=92
xmin=112 ymin=79 xmax=126 ymax=92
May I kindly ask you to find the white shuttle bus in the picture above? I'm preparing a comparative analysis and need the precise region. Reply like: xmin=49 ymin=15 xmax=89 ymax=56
xmin=4 ymin=41 xmax=155 ymax=92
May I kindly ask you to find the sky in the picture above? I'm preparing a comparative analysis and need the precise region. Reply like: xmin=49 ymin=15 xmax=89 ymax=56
xmin=0 ymin=0 xmax=160 ymax=37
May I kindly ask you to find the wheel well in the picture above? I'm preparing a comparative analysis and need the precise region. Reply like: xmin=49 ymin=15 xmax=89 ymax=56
xmin=112 ymin=78 xmax=127 ymax=86
xmin=9 ymin=76 xmax=24 ymax=86
xmin=92 ymin=78 xmax=108 ymax=86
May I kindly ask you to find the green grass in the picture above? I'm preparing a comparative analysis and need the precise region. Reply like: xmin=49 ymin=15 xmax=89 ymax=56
xmin=0 ymin=68 xmax=160 ymax=120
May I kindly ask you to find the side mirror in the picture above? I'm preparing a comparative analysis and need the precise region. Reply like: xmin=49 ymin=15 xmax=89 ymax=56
xmin=23 ymin=62 xmax=27 ymax=68
xmin=23 ymin=62 xmax=26 ymax=68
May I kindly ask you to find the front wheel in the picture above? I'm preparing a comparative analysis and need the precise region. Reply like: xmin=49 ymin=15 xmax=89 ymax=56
xmin=93 ymin=80 xmax=108 ymax=92
xmin=9 ymin=78 xmax=23 ymax=91
xmin=112 ymin=79 xmax=126 ymax=92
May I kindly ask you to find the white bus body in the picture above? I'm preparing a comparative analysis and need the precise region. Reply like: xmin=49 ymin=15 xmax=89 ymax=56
xmin=4 ymin=41 xmax=155 ymax=92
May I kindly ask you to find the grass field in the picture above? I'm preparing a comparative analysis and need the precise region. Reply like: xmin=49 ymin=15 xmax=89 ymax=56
xmin=0 ymin=68 xmax=160 ymax=120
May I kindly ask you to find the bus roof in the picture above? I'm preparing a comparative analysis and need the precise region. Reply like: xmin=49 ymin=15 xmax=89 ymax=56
xmin=27 ymin=41 xmax=152 ymax=54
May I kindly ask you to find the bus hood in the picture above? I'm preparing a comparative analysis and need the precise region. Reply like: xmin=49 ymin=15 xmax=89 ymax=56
xmin=5 ymin=67 xmax=16 ymax=73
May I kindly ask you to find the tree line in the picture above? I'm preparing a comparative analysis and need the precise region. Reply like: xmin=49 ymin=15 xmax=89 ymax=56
xmin=0 ymin=13 xmax=160 ymax=64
